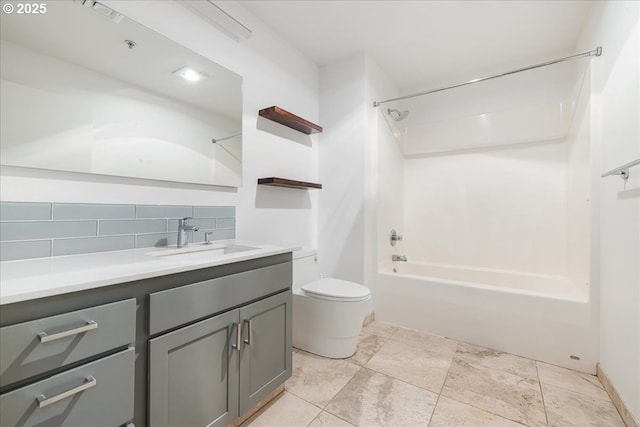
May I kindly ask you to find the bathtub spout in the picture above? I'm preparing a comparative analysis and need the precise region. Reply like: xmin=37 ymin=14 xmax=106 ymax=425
xmin=392 ymin=254 xmax=407 ymax=262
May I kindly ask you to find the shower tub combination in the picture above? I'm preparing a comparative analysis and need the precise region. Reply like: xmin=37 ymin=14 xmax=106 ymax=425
xmin=376 ymin=261 xmax=595 ymax=372
xmin=373 ymin=46 xmax=599 ymax=373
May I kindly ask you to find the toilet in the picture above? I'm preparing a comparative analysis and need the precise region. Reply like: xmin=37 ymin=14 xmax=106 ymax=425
xmin=292 ymin=249 xmax=371 ymax=358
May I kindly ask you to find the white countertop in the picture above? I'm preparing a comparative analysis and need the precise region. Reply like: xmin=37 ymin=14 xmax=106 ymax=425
xmin=0 ymin=240 xmax=292 ymax=305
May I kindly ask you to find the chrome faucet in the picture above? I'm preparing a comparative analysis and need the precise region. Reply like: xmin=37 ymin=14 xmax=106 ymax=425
xmin=177 ymin=217 xmax=199 ymax=248
xmin=392 ymin=254 xmax=407 ymax=262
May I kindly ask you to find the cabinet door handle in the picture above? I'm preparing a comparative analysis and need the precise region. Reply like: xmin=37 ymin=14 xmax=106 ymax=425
xmin=243 ymin=319 xmax=253 ymax=345
xmin=38 ymin=320 xmax=98 ymax=343
xmin=36 ymin=376 xmax=97 ymax=408
xmin=232 ymin=322 xmax=242 ymax=351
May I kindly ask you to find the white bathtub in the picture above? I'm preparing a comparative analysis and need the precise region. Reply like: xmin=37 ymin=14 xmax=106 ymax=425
xmin=375 ymin=262 xmax=597 ymax=373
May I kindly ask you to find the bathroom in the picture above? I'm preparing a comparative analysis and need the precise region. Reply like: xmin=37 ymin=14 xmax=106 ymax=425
xmin=0 ymin=1 xmax=638 ymax=426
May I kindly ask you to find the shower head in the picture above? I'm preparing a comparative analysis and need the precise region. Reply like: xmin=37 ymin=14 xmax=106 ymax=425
xmin=387 ymin=108 xmax=409 ymax=122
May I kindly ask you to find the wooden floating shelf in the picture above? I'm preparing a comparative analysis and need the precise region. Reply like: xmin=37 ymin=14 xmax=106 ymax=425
xmin=258 ymin=106 xmax=323 ymax=135
xmin=258 ymin=177 xmax=322 ymax=189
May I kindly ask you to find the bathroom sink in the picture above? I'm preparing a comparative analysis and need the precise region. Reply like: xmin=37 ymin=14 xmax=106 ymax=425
xmin=146 ymin=243 xmax=258 ymax=261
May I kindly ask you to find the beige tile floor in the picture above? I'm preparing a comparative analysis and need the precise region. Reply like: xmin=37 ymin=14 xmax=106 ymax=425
xmin=241 ymin=321 xmax=626 ymax=427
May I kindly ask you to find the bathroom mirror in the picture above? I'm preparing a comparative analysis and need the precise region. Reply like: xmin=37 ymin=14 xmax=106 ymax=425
xmin=0 ymin=1 xmax=242 ymax=187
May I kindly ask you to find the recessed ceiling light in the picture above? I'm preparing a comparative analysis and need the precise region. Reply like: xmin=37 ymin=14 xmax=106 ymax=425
xmin=172 ymin=67 xmax=206 ymax=82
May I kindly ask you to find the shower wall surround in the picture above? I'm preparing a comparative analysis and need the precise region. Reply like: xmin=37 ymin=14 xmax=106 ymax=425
xmin=0 ymin=202 xmax=235 ymax=261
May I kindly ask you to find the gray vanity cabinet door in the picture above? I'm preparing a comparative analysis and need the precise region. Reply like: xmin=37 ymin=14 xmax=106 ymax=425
xmin=148 ymin=310 xmax=240 ymax=427
xmin=239 ymin=291 xmax=292 ymax=414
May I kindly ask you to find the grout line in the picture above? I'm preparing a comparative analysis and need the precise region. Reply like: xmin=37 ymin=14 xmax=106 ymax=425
xmin=362 ymin=347 xmax=445 ymax=396
xmin=443 ymin=346 xmax=543 ymax=426
xmin=435 ymin=394 xmax=531 ymax=427
xmin=427 ymin=340 xmax=460 ymax=427
xmin=537 ymin=362 xmax=615 ymax=402
xmin=321 ymin=365 xmax=363 ymax=419
xmin=536 ymin=380 xmax=612 ymax=402
xmin=290 ymin=348 xmax=363 ymax=413
xmin=539 ymin=379 xmax=618 ymax=403
xmin=535 ymin=361 xmax=551 ymax=427
xmin=320 ymin=408 xmax=357 ymax=427
xmin=438 ymin=340 xmax=459 ymax=394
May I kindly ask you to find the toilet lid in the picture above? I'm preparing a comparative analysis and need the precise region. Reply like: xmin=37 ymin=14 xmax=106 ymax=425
xmin=302 ymin=278 xmax=370 ymax=301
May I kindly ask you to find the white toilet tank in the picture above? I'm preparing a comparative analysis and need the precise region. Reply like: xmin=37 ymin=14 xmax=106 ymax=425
xmin=292 ymin=249 xmax=319 ymax=289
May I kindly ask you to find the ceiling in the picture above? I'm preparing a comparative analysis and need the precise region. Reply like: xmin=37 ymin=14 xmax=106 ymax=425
xmin=239 ymin=1 xmax=594 ymax=92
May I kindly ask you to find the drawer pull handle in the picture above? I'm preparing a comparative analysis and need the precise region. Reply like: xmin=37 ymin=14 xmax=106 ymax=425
xmin=232 ymin=322 xmax=241 ymax=351
xmin=38 ymin=321 xmax=98 ymax=343
xmin=243 ymin=319 xmax=253 ymax=345
xmin=36 ymin=376 xmax=97 ymax=408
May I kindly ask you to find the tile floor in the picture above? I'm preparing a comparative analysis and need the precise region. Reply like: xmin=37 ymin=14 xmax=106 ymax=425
xmin=241 ymin=321 xmax=626 ymax=427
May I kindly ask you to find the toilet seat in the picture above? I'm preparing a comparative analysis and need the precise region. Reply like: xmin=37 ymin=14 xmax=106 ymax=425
xmin=301 ymin=278 xmax=370 ymax=302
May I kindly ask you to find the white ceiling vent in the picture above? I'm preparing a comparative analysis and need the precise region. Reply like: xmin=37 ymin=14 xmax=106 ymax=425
xmin=182 ymin=1 xmax=252 ymax=41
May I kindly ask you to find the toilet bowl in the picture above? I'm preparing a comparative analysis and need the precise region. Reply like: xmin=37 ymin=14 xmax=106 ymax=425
xmin=292 ymin=250 xmax=371 ymax=358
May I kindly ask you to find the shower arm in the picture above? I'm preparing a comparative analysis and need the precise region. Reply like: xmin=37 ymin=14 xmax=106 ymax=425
xmin=373 ymin=46 xmax=602 ymax=107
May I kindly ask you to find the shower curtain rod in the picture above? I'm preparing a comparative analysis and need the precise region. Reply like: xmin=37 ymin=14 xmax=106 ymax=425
xmin=372 ymin=46 xmax=602 ymax=107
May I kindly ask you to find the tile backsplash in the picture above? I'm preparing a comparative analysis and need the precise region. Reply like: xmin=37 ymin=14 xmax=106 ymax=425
xmin=0 ymin=202 xmax=236 ymax=261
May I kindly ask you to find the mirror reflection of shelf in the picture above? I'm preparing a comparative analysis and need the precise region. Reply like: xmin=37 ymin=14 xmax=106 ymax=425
xmin=257 ymin=177 xmax=322 ymax=189
xmin=258 ymin=106 xmax=322 ymax=135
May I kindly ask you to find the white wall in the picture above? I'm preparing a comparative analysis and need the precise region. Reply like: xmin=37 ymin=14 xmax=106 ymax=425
xmin=578 ymin=1 xmax=640 ymax=422
xmin=368 ymin=69 xmax=403 ymax=277
xmin=564 ymin=67 xmax=592 ymax=297
xmin=318 ymin=55 xmax=366 ymax=284
xmin=365 ymin=56 xmax=400 ymax=295
xmin=0 ymin=0 xmax=320 ymax=250
xmin=400 ymin=66 xmax=593 ymax=280
xmin=317 ymin=53 xmax=397 ymax=296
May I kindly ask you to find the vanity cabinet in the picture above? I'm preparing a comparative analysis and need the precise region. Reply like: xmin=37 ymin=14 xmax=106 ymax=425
xmin=0 ymin=299 xmax=136 ymax=387
xmin=149 ymin=310 xmax=240 ymax=427
xmin=0 ymin=252 xmax=292 ymax=427
xmin=0 ymin=299 xmax=136 ymax=427
xmin=239 ymin=291 xmax=291 ymax=414
xmin=149 ymin=290 xmax=292 ymax=427
xmin=0 ymin=348 xmax=135 ymax=427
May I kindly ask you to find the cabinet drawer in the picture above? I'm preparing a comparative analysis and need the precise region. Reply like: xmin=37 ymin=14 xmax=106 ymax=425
xmin=149 ymin=261 xmax=291 ymax=335
xmin=0 ymin=347 xmax=134 ymax=427
xmin=0 ymin=298 xmax=136 ymax=387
